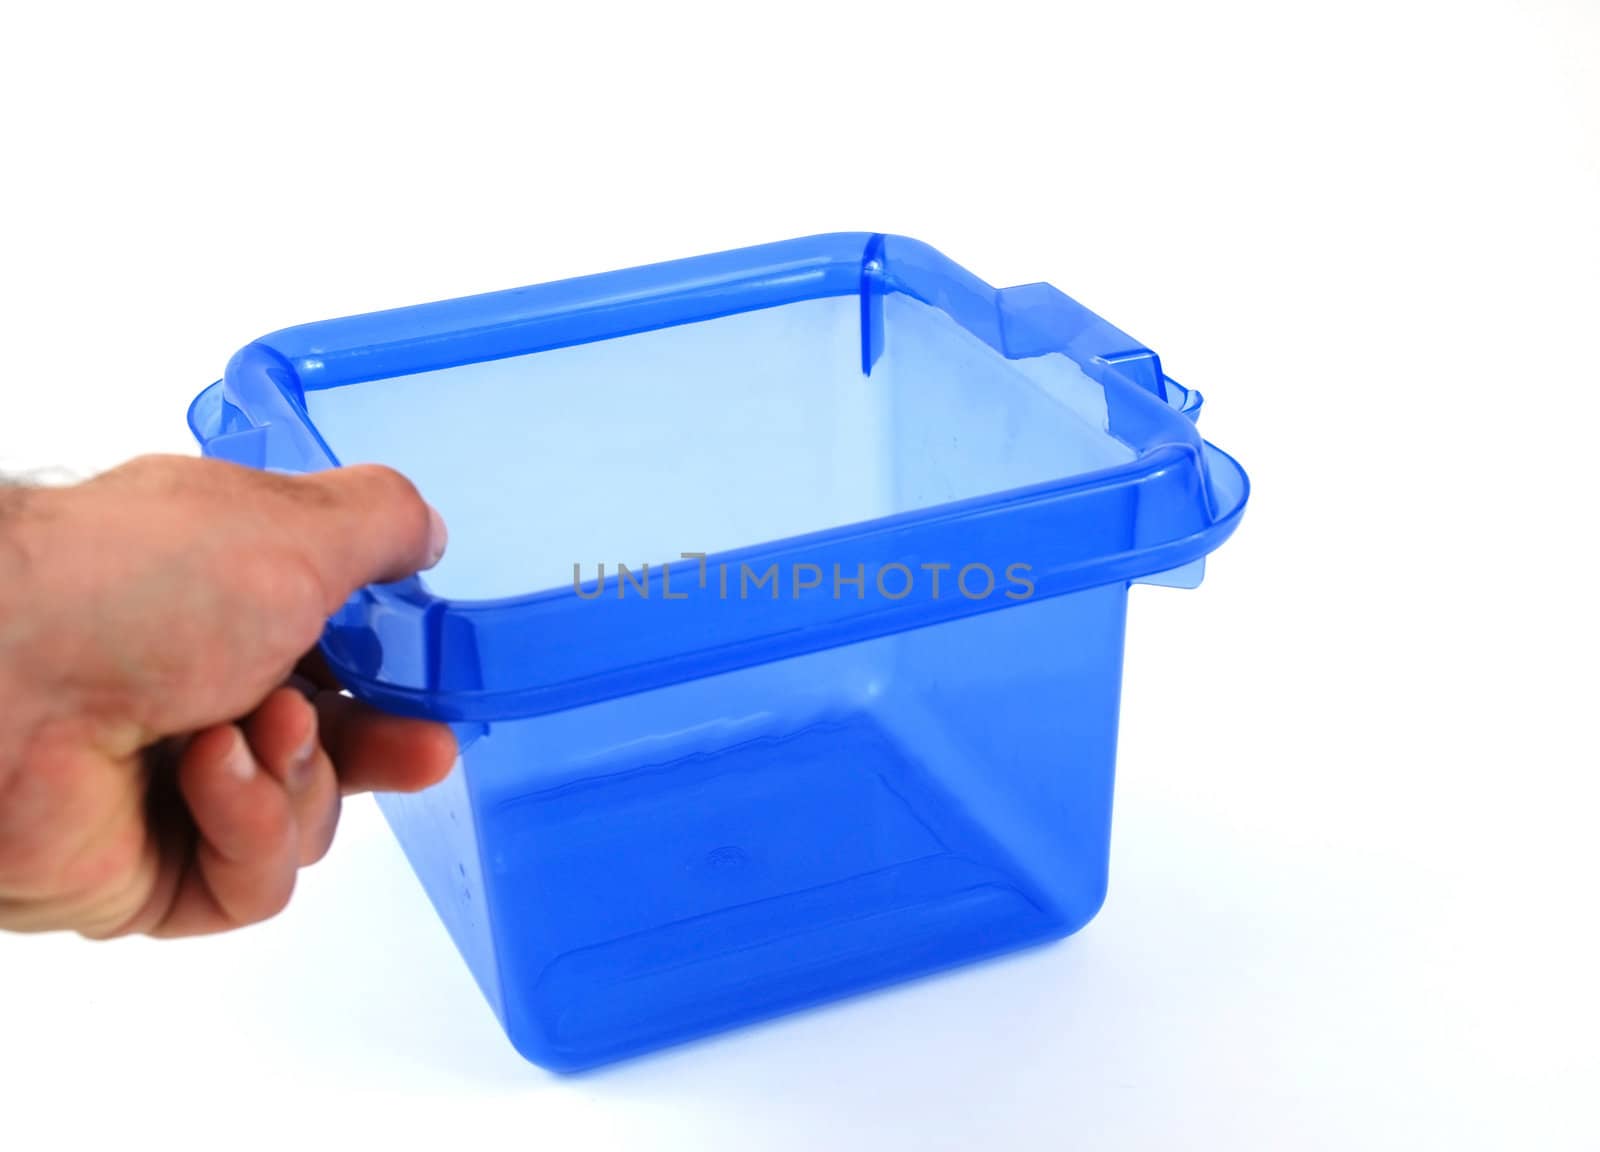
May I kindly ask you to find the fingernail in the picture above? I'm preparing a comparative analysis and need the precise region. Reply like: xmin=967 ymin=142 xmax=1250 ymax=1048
xmin=288 ymin=734 xmax=317 ymax=792
xmin=222 ymin=730 xmax=255 ymax=781
xmin=425 ymin=504 xmax=448 ymax=569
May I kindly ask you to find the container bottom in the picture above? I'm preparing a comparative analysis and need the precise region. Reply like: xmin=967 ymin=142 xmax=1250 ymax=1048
xmin=505 ymin=715 xmax=1080 ymax=1069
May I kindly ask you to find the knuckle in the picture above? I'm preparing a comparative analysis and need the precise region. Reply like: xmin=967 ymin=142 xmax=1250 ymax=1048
xmin=236 ymin=551 xmax=337 ymax=643
xmin=357 ymin=465 xmax=426 ymax=519
xmin=362 ymin=463 xmax=420 ymax=499
xmin=246 ymin=792 xmax=298 ymax=849
xmin=277 ymin=553 xmax=340 ymax=637
xmin=235 ymin=868 xmax=296 ymax=926
xmin=262 ymin=870 xmax=297 ymax=920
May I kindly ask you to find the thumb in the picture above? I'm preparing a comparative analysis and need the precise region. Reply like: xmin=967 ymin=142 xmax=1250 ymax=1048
xmin=276 ymin=465 xmax=448 ymax=603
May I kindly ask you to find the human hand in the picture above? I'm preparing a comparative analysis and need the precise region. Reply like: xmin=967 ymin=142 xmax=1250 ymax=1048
xmin=0 ymin=455 xmax=457 ymax=937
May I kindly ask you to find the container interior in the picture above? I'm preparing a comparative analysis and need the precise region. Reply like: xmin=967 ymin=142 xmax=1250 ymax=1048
xmin=305 ymin=291 xmax=1136 ymax=600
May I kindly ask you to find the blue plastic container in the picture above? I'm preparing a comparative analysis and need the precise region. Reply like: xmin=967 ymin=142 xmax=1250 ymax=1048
xmin=188 ymin=233 xmax=1248 ymax=1070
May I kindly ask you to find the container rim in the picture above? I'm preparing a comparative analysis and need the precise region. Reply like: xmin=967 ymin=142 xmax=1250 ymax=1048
xmin=189 ymin=233 xmax=1250 ymax=720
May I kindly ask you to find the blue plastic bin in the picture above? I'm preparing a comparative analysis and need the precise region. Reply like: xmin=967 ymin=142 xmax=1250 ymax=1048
xmin=187 ymin=233 xmax=1248 ymax=1070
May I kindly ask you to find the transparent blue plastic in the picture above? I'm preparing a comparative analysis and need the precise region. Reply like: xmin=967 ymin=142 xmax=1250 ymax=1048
xmin=187 ymin=234 xmax=1248 ymax=1070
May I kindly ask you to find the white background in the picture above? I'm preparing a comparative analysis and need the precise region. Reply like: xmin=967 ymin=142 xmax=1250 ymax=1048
xmin=2 ymin=1 xmax=1597 ymax=1148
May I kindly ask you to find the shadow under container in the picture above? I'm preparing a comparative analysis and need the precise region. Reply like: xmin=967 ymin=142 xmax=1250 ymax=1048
xmin=188 ymin=233 xmax=1249 ymax=1070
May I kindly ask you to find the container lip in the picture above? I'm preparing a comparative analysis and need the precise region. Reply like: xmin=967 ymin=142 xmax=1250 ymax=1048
xmin=328 ymin=449 xmax=1249 ymax=723
xmin=192 ymin=233 xmax=1250 ymax=718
